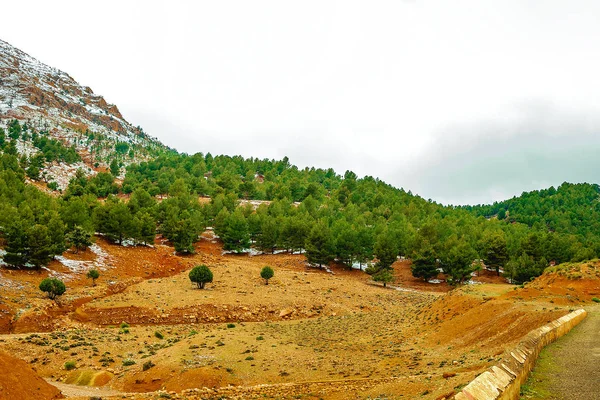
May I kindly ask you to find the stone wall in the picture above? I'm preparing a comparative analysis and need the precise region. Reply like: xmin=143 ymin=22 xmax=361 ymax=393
xmin=454 ymin=308 xmax=587 ymax=400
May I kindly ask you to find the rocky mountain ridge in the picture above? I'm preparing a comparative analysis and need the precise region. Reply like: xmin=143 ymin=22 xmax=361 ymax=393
xmin=0 ymin=38 xmax=168 ymax=188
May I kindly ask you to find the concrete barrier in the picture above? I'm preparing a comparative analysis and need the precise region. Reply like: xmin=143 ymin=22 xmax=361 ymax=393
xmin=454 ymin=308 xmax=587 ymax=400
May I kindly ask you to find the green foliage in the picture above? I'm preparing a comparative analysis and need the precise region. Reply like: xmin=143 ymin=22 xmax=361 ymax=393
xmin=411 ymin=245 xmax=438 ymax=282
xmin=154 ymin=331 xmax=164 ymax=339
xmin=260 ymin=266 xmax=274 ymax=284
xmin=8 ymin=119 xmax=21 ymax=140
xmin=221 ymin=209 xmax=251 ymax=252
xmin=87 ymin=269 xmax=100 ymax=285
xmin=39 ymin=278 xmax=66 ymax=300
xmin=305 ymin=222 xmax=335 ymax=268
xmin=32 ymin=135 xmax=80 ymax=163
xmin=189 ymin=265 xmax=213 ymax=289
xmin=373 ymin=268 xmax=394 ymax=287
xmin=592 ymin=297 xmax=600 ymax=303
xmin=374 ymin=232 xmax=398 ymax=270
xmin=64 ymin=361 xmax=76 ymax=370
xmin=142 ymin=360 xmax=155 ymax=371
xmin=482 ymin=231 xmax=508 ymax=276
xmin=442 ymin=240 xmax=477 ymax=285
xmin=67 ymin=225 xmax=93 ymax=253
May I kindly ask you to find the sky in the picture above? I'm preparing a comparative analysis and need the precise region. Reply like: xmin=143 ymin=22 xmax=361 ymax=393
xmin=2 ymin=0 xmax=600 ymax=205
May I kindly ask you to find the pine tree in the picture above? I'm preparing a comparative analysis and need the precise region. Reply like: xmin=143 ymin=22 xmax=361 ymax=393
xmin=256 ymin=218 xmax=279 ymax=253
xmin=411 ymin=244 xmax=438 ymax=281
xmin=374 ymin=232 xmax=398 ymax=270
xmin=67 ymin=225 xmax=93 ymax=253
xmin=222 ymin=210 xmax=250 ymax=252
xmin=483 ymin=231 xmax=508 ymax=276
xmin=28 ymin=224 xmax=53 ymax=268
xmin=135 ymin=212 xmax=156 ymax=245
xmin=373 ymin=268 xmax=394 ymax=287
xmin=3 ymin=218 xmax=29 ymax=267
xmin=305 ymin=223 xmax=335 ymax=268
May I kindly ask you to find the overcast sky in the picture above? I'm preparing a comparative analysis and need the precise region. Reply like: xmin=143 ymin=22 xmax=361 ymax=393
xmin=2 ymin=1 xmax=600 ymax=205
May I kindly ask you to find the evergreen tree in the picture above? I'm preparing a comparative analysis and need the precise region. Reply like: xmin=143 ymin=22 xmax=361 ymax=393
xmin=483 ymin=231 xmax=508 ymax=276
xmin=67 ymin=225 xmax=93 ymax=253
xmin=373 ymin=268 xmax=394 ymax=287
xmin=3 ymin=218 xmax=29 ymax=267
xmin=87 ymin=269 xmax=100 ymax=286
xmin=373 ymin=232 xmax=398 ymax=270
xmin=109 ymin=158 xmax=120 ymax=176
xmin=189 ymin=265 xmax=213 ymax=289
xmin=260 ymin=266 xmax=274 ymax=285
xmin=411 ymin=244 xmax=438 ymax=281
xmin=39 ymin=278 xmax=66 ymax=300
xmin=256 ymin=217 xmax=280 ymax=253
xmin=172 ymin=210 xmax=198 ymax=253
xmin=222 ymin=210 xmax=251 ymax=252
xmin=443 ymin=241 xmax=477 ymax=285
xmin=305 ymin=223 xmax=335 ymax=268
xmin=135 ymin=211 xmax=156 ymax=245
xmin=28 ymin=224 xmax=54 ymax=268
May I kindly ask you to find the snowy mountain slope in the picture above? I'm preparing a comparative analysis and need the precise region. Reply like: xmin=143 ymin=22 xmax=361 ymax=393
xmin=0 ymin=38 xmax=168 ymax=187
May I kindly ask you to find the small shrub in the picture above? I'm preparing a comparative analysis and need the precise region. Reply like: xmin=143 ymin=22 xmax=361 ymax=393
xmin=189 ymin=265 xmax=213 ymax=289
xmin=64 ymin=361 xmax=76 ymax=370
xmin=154 ymin=331 xmax=164 ymax=339
xmin=260 ymin=266 xmax=274 ymax=285
xmin=142 ymin=360 xmax=155 ymax=371
xmin=39 ymin=278 xmax=66 ymax=300
xmin=245 ymin=356 xmax=254 ymax=361
xmin=256 ymin=335 xmax=264 ymax=341
xmin=227 ymin=323 xmax=235 ymax=329
xmin=120 ymin=322 xmax=129 ymax=329
xmin=122 ymin=359 xmax=136 ymax=366
xmin=592 ymin=297 xmax=600 ymax=303
xmin=87 ymin=269 xmax=100 ymax=286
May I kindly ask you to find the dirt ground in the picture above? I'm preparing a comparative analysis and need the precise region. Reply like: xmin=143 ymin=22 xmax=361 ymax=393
xmin=0 ymin=234 xmax=596 ymax=399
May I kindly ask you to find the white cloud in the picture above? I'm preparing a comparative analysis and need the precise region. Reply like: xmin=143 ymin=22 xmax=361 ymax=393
xmin=2 ymin=1 xmax=600 ymax=204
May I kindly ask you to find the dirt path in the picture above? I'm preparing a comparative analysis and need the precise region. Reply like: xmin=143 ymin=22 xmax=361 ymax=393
xmin=45 ymin=379 xmax=132 ymax=398
xmin=521 ymin=305 xmax=600 ymax=399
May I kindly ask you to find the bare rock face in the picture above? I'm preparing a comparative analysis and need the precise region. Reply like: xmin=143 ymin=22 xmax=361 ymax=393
xmin=0 ymin=38 xmax=167 ymax=188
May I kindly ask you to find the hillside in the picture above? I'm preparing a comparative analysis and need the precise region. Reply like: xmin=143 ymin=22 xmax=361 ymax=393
xmin=465 ymin=182 xmax=600 ymax=239
xmin=0 ymin=39 xmax=168 ymax=189
xmin=1 ymin=37 xmax=600 ymax=399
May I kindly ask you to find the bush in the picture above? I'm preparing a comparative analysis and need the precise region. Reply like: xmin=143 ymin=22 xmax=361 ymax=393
xmin=592 ymin=297 xmax=600 ymax=303
xmin=154 ymin=331 xmax=164 ymax=339
xmin=227 ymin=323 xmax=235 ymax=329
xmin=64 ymin=361 xmax=76 ymax=370
xmin=87 ymin=269 xmax=100 ymax=285
xmin=142 ymin=360 xmax=155 ymax=371
xmin=39 ymin=278 xmax=66 ymax=300
xmin=260 ymin=266 xmax=274 ymax=285
xmin=122 ymin=359 xmax=136 ymax=366
xmin=189 ymin=265 xmax=213 ymax=289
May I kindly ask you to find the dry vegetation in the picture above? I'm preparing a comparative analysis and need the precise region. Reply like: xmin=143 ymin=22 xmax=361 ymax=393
xmin=1 ymin=235 xmax=598 ymax=399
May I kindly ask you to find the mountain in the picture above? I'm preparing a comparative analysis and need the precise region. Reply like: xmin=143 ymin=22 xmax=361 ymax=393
xmin=0 ymin=38 xmax=598 ymax=287
xmin=0 ymin=38 xmax=167 ymax=189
